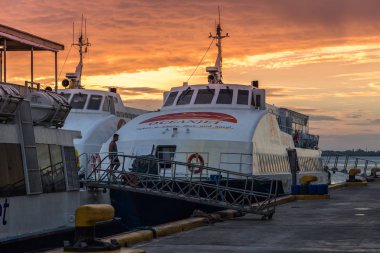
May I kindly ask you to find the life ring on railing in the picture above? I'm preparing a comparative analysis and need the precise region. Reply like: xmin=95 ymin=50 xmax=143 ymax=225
xmin=187 ymin=153 xmax=204 ymax=174
xmin=92 ymin=153 xmax=101 ymax=171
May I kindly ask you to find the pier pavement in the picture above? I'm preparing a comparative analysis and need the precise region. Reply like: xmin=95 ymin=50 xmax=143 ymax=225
xmin=134 ymin=182 xmax=380 ymax=252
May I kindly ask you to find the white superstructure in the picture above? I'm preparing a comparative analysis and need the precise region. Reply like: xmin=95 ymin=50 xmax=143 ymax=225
xmin=59 ymin=88 xmax=145 ymax=171
xmin=0 ymin=82 xmax=109 ymax=243
xmin=100 ymin=17 xmax=327 ymax=193
xmin=0 ymin=24 xmax=109 ymax=246
xmin=58 ymin=19 xmax=147 ymax=172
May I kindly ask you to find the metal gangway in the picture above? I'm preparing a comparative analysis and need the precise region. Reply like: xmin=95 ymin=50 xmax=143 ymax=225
xmin=323 ymin=155 xmax=378 ymax=178
xmin=85 ymin=154 xmax=278 ymax=219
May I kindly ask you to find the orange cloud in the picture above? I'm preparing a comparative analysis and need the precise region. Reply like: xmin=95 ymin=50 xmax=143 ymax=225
xmin=2 ymin=0 xmax=380 ymax=149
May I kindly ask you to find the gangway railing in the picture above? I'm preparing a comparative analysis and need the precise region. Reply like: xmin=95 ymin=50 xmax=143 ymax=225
xmin=323 ymin=155 xmax=378 ymax=178
xmin=85 ymin=154 xmax=278 ymax=219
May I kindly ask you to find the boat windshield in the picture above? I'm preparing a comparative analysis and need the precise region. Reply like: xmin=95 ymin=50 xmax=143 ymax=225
xmin=194 ymin=89 xmax=215 ymax=104
xmin=70 ymin=94 xmax=88 ymax=109
xmin=237 ymin=90 xmax=249 ymax=105
xmin=216 ymin=89 xmax=233 ymax=104
xmin=176 ymin=89 xmax=194 ymax=105
xmin=60 ymin=93 xmax=71 ymax=102
xmin=164 ymin=91 xmax=178 ymax=107
xmin=87 ymin=95 xmax=103 ymax=110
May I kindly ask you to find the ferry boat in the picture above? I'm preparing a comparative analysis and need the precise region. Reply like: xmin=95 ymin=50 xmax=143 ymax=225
xmin=58 ymin=21 xmax=147 ymax=176
xmin=0 ymin=24 xmax=109 ymax=251
xmin=99 ymin=18 xmax=328 ymax=227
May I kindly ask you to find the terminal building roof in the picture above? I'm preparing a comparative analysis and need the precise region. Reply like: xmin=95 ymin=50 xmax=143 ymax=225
xmin=0 ymin=24 xmax=64 ymax=52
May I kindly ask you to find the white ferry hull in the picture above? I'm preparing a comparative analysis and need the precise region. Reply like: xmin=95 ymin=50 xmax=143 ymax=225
xmin=100 ymin=108 xmax=327 ymax=194
xmin=0 ymin=190 xmax=109 ymax=243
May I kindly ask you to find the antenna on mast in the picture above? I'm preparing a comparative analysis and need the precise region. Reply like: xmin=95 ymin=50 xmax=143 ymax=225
xmin=218 ymin=6 xmax=221 ymax=25
xmin=63 ymin=15 xmax=91 ymax=89
xmin=206 ymin=6 xmax=229 ymax=84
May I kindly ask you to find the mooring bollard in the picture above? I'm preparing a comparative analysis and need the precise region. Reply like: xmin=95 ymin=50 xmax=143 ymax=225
xmin=64 ymin=204 xmax=120 ymax=252
xmin=347 ymin=168 xmax=362 ymax=182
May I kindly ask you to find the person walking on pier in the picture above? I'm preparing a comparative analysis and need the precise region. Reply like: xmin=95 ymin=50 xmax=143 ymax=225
xmin=109 ymin=134 xmax=120 ymax=172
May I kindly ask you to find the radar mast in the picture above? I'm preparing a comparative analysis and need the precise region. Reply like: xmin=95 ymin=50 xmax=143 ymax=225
xmin=63 ymin=15 xmax=91 ymax=89
xmin=206 ymin=7 xmax=229 ymax=84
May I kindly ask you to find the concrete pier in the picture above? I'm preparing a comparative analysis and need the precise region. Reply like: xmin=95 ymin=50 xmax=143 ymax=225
xmin=134 ymin=183 xmax=380 ymax=252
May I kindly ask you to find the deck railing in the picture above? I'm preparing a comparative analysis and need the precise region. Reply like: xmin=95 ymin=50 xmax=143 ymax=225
xmin=85 ymin=154 xmax=278 ymax=219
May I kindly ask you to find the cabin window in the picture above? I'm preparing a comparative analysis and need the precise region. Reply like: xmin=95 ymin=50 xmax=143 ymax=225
xmin=61 ymin=93 xmax=71 ymax=102
xmin=103 ymin=96 xmax=110 ymax=111
xmin=70 ymin=93 xmax=88 ymax=109
xmin=87 ymin=95 xmax=103 ymax=110
xmin=237 ymin=90 xmax=249 ymax=105
xmin=176 ymin=89 xmax=194 ymax=105
xmin=216 ymin=88 xmax=233 ymax=104
xmin=194 ymin=89 xmax=215 ymax=104
xmin=0 ymin=144 xmax=26 ymax=197
xmin=156 ymin=145 xmax=176 ymax=169
xmin=102 ymin=96 xmax=116 ymax=114
xmin=37 ymin=144 xmax=66 ymax=193
xmin=113 ymin=97 xmax=119 ymax=104
xmin=163 ymin=91 xmax=179 ymax=107
xmin=251 ymin=94 xmax=261 ymax=107
xmin=64 ymin=147 xmax=80 ymax=191
xmin=256 ymin=95 xmax=261 ymax=108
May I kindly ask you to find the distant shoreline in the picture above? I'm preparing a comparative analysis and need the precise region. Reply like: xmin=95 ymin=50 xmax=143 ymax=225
xmin=322 ymin=150 xmax=380 ymax=156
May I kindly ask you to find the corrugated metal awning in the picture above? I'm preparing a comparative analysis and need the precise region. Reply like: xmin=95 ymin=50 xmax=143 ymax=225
xmin=0 ymin=24 xmax=64 ymax=52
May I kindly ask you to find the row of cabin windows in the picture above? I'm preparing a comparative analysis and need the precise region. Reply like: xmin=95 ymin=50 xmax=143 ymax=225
xmin=0 ymin=143 xmax=79 ymax=197
xmin=164 ymin=89 xmax=256 ymax=107
xmin=62 ymin=93 xmax=118 ymax=113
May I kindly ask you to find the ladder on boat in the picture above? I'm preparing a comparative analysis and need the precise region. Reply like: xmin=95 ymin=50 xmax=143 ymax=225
xmin=85 ymin=154 xmax=278 ymax=219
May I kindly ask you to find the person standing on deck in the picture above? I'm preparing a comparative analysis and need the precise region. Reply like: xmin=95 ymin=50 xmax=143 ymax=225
xmin=109 ymin=134 xmax=120 ymax=171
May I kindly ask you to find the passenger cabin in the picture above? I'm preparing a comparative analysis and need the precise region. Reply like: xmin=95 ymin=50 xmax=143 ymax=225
xmin=162 ymin=83 xmax=266 ymax=111
xmin=162 ymin=83 xmax=318 ymax=149
xmin=59 ymin=88 xmax=141 ymax=119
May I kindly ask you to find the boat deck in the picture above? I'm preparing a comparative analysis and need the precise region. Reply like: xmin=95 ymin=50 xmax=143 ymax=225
xmin=132 ymin=182 xmax=380 ymax=252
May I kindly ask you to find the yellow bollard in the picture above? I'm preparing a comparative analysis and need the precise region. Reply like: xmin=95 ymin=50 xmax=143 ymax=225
xmin=347 ymin=168 xmax=362 ymax=182
xmin=300 ymin=175 xmax=318 ymax=185
xmin=64 ymin=204 xmax=120 ymax=252
xmin=371 ymin=167 xmax=380 ymax=178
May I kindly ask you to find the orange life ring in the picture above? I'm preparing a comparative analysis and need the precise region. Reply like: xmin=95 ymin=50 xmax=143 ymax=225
xmin=92 ymin=153 xmax=101 ymax=171
xmin=187 ymin=153 xmax=204 ymax=174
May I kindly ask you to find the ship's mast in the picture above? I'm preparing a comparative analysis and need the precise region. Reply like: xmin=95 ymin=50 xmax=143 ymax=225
xmin=206 ymin=7 xmax=229 ymax=84
xmin=65 ymin=15 xmax=91 ymax=89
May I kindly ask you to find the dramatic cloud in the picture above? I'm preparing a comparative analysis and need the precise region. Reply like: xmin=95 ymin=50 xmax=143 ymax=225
xmin=320 ymin=133 xmax=380 ymax=151
xmin=347 ymin=114 xmax=362 ymax=119
xmin=116 ymin=87 xmax=164 ymax=96
xmin=2 ymin=0 xmax=380 ymax=150
xmin=310 ymin=115 xmax=340 ymax=121
xmin=123 ymin=98 xmax=162 ymax=110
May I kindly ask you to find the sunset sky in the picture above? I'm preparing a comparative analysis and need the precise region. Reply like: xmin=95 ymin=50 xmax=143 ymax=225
xmin=1 ymin=0 xmax=380 ymax=150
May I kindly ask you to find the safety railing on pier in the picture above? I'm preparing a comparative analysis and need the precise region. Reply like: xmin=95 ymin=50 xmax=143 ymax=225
xmin=323 ymin=155 xmax=378 ymax=178
xmin=85 ymin=154 xmax=278 ymax=219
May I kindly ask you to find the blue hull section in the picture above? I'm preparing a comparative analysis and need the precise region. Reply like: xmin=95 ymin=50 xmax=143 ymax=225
xmin=110 ymin=189 xmax=221 ymax=228
xmin=110 ymin=179 xmax=283 ymax=229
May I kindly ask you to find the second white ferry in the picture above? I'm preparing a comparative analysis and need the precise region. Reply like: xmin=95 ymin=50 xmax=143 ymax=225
xmin=98 ymin=17 xmax=328 ymax=227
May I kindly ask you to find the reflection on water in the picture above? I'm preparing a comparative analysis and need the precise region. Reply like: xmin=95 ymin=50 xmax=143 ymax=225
xmin=322 ymin=156 xmax=380 ymax=184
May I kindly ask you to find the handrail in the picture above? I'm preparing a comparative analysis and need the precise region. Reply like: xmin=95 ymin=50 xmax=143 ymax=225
xmin=91 ymin=154 xmax=273 ymax=181
xmin=85 ymin=154 xmax=278 ymax=218
xmin=322 ymin=155 xmax=378 ymax=177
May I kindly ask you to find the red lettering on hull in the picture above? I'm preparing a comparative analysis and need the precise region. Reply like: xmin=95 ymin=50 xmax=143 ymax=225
xmin=140 ymin=112 xmax=237 ymax=124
